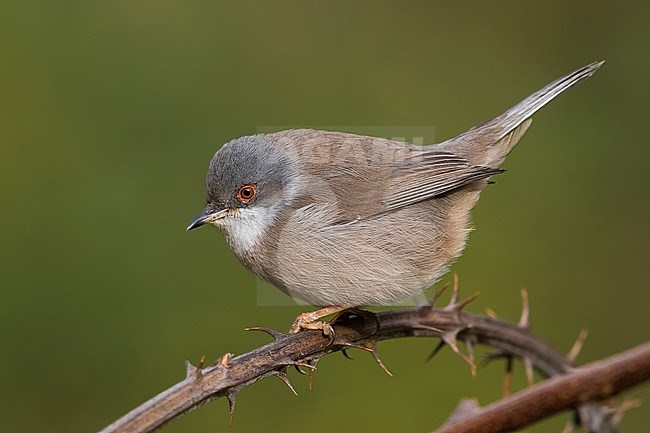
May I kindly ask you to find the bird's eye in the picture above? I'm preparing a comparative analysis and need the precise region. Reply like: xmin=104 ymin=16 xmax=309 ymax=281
xmin=236 ymin=184 xmax=257 ymax=203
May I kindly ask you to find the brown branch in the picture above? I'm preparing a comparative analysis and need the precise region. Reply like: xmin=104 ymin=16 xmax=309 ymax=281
xmin=436 ymin=342 xmax=650 ymax=433
xmin=99 ymin=302 xmax=648 ymax=433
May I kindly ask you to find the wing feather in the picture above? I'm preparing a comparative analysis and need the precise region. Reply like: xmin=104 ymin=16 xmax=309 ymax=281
xmin=381 ymin=150 xmax=502 ymax=211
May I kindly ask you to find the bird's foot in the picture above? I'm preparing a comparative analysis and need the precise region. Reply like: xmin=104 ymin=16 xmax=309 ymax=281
xmin=289 ymin=306 xmax=349 ymax=343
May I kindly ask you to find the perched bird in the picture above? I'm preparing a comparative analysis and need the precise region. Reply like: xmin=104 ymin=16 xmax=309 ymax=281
xmin=188 ymin=62 xmax=603 ymax=333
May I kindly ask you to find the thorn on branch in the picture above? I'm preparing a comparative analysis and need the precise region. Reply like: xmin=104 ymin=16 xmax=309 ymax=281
xmin=430 ymin=281 xmax=451 ymax=307
xmin=611 ymin=398 xmax=641 ymax=426
xmin=293 ymin=364 xmax=308 ymax=375
xmin=523 ymin=356 xmax=535 ymax=386
xmin=502 ymin=355 xmax=514 ymax=397
xmin=485 ymin=307 xmax=499 ymax=319
xmin=370 ymin=350 xmax=393 ymax=377
xmin=518 ymin=288 xmax=530 ymax=329
xmin=465 ymin=338 xmax=477 ymax=378
xmin=226 ymin=390 xmax=238 ymax=428
xmin=451 ymin=292 xmax=480 ymax=313
xmin=280 ymin=359 xmax=317 ymax=377
xmin=441 ymin=328 xmax=477 ymax=375
xmin=447 ymin=274 xmax=461 ymax=307
xmin=425 ymin=340 xmax=446 ymax=363
xmin=185 ymin=360 xmax=202 ymax=380
xmin=481 ymin=350 xmax=507 ymax=367
xmin=441 ymin=276 xmax=479 ymax=315
xmin=245 ymin=326 xmax=287 ymax=341
xmin=567 ymin=329 xmax=589 ymax=364
xmin=288 ymin=357 xmax=320 ymax=389
xmin=273 ymin=369 xmax=298 ymax=396
xmin=426 ymin=327 xmax=477 ymax=375
xmin=414 ymin=323 xmax=443 ymax=334
xmin=307 ymin=358 xmax=320 ymax=390
xmin=341 ymin=340 xmax=393 ymax=377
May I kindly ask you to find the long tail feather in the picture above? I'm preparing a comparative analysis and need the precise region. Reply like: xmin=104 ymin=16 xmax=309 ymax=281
xmin=439 ymin=61 xmax=604 ymax=166
xmin=494 ymin=61 xmax=604 ymax=139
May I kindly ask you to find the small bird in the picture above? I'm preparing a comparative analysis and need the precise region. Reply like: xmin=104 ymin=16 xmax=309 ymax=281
xmin=188 ymin=62 xmax=602 ymax=334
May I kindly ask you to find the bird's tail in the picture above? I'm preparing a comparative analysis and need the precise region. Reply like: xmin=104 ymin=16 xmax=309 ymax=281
xmin=439 ymin=61 xmax=604 ymax=167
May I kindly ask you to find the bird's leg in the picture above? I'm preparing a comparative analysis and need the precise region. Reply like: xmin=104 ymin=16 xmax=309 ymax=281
xmin=289 ymin=306 xmax=349 ymax=337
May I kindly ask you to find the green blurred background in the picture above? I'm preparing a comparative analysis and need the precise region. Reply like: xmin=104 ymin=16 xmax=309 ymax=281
xmin=1 ymin=1 xmax=648 ymax=432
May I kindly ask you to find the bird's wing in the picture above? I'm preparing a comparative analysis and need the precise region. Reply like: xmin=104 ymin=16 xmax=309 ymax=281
xmin=320 ymin=145 xmax=501 ymax=224
xmin=380 ymin=150 xmax=501 ymax=212
xmin=282 ymin=130 xmax=500 ymax=224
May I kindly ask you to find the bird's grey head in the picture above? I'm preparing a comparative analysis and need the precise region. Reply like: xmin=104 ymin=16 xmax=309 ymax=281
xmin=187 ymin=134 xmax=298 ymax=255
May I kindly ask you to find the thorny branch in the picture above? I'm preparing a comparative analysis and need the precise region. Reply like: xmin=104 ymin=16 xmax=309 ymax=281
xmin=100 ymin=284 xmax=649 ymax=433
xmin=437 ymin=343 xmax=650 ymax=433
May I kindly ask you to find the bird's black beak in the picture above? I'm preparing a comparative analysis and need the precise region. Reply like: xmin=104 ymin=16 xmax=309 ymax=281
xmin=186 ymin=208 xmax=229 ymax=231
xmin=187 ymin=210 xmax=210 ymax=231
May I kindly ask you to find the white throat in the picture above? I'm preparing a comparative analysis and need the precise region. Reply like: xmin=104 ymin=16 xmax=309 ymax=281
xmin=219 ymin=207 xmax=274 ymax=257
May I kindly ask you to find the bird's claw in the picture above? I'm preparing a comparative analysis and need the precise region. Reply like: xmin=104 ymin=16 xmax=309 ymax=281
xmin=290 ymin=314 xmax=336 ymax=344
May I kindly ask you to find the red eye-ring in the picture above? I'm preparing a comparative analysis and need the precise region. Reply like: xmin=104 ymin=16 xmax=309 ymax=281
xmin=236 ymin=184 xmax=257 ymax=203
